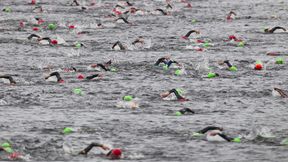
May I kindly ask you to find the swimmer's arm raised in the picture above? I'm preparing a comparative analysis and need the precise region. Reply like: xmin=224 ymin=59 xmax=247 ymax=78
xmin=79 ymin=143 xmax=109 ymax=155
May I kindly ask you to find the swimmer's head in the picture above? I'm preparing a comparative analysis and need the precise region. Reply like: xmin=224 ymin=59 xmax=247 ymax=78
xmin=264 ymin=28 xmax=269 ymax=33
xmin=108 ymin=148 xmax=122 ymax=159
xmin=123 ymin=95 xmax=133 ymax=101
xmin=1 ymin=142 xmax=11 ymax=148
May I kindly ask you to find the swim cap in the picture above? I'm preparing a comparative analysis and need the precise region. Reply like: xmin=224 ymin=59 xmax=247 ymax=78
xmin=192 ymin=132 xmax=204 ymax=137
xmin=175 ymin=69 xmax=182 ymax=76
xmin=75 ymin=43 xmax=81 ymax=48
xmin=51 ymin=40 xmax=58 ymax=45
xmin=1 ymin=142 xmax=11 ymax=148
xmin=203 ymin=42 xmax=210 ymax=48
xmin=31 ymin=0 xmax=36 ymax=5
xmin=163 ymin=64 xmax=168 ymax=71
xmin=73 ymin=88 xmax=83 ymax=95
xmin=110 ymin=67 xmax=117 ymax=72
xmin=175 ymin=111 xmax=182 ymax=116
xmin=63 ymin=127 xmax=73 ymax=134
xmin=77 ymin=74 xmax=84 ymax=79
xmin=33 ymin=27 xmax=39 ymax=31
xmin=207 ymin=72 xmax=217 ymax=78
xmin=229 ymin=35 xmax=237 ymax=40
xmin=238 ymin=41 xmax=245 ymax=47
xmin=229 ymin=66 xmax=237 ymax=71
xmin=280 ymin=138 xmax=288 ymax=145
xmin=254 ymin=64 xmax=263 ymax=70
xmin=275 ymin=58 xmax=284 ymax=64
xmin=3 ymin=7 xmax=12 ymax=12
xmin=48 ymin=23 xmax=57 ymax=30
xmin=232 ymin=137 xmax=241 ymax=143
xmin=123 ymin=95 xmax=133 ymax=101
xmin=191 ymin=19 xmax=197 ymax=23
xmin=176 ymin=88 xmax=184 ymax=95
xmin=69 ymin=25 xmax=75 ymax=29
xmin=4 ymin=147 xmax=14 ymax=153
xmin=111 ymin=148 xmax=122 ymax=158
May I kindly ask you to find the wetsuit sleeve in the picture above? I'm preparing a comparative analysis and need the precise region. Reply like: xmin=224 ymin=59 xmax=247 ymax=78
xmin=169 ymin=89 xmax=184 ymax=100
xmin=166 ymin=60 xmax=178 ymax=67
xmin=179 ymin=108 xmax=195 ymax=114
xmin=97 ymin=64 xmax=109 ymax=71
xmin=218 ymin=133 xmax=232 ymax=142
xmin=79 ymin=143 xmax=103 ymax=155
xmin=197 ymin=126 xmax=222 ymax=134
xmin=86 ymin=74 xmax=100 ymax=80
xmin=155 ymin=58 xmax=165 ymax=66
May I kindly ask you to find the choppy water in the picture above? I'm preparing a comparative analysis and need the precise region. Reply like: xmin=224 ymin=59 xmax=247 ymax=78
xmin=0 ymin=0 xmax=288 ymax=161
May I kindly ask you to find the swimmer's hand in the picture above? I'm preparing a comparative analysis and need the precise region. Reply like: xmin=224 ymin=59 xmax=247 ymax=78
xmin=101 ymin=145 xmax=110 ymax=150
xmin=160 ymin=92 xmax=169 ymax=98
xmin=79 ymin=150 xmax=87 ymax=155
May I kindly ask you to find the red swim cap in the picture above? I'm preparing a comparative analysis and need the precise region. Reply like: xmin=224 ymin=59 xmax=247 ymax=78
xmin=77 ymin=74 xmax=85 ymax=79
xmin=229 ymin=35 xmax=236 ymax=40
xmin=31 ymin=0 xmax=36 ymax=5
xmin=33 ymin=27 xmax=39 ymax=31
xmin=51 ymin=40 xmax=58 ymax=45
xmin=58 ymin=79 xmax=65 ymax=83
xmin=9 ymin=152 xmax=20 ymax=159
xmin=111 ymin=148 xmax=122 ymax=158
xmin=69 ymin=25 xmax=75 ymax=29
xmin=254 ymin=64 xmax=263 ymax=70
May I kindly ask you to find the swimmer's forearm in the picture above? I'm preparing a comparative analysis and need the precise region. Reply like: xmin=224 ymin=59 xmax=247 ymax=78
xmin=79 ymin=143 xmax=103 ymax=154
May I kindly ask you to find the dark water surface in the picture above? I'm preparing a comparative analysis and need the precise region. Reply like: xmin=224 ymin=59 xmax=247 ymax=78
xmin=0 ymin=0 xmax=287 ymax=161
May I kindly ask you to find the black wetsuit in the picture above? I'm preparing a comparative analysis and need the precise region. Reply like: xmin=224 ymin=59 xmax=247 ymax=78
xmin=179 ymin=108 xmax=195 ymax=114
xmin=197 ymin=126 xmax=223 ymax=134
xmin=166 ymin=60 xmax=178 ymax=67
xmin=79 ymin=143 xmax=103 ymax=155
xmin=97 ymin=64 xmax=109 ymax=71
xmin=265 ymin=26 xmax=286 ymax=33
xmin=155 ymin=57 xmax=167 ymax=66
xmin=86 ymin=74 xmax=101 ymax=80
xmin=0 ymin=75 xmax=16 ymax=84
xmin=46 ymin=72 xmax=63 ymax=82
xmin=112 ymin=41 xmax=126 ymax=50
xmin=223 ymin=60 xmax=232 ymax=68
xmin=169 ymin=89 xmax=185 ymax=100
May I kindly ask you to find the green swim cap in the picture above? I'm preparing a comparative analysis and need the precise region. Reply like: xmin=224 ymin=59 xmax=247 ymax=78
xmin=3 ymin=7 xmax=12 ymax=12
xmin=191 ymin=19 xmax=197 ymax=23
xmin=255 ymin=60 xmax=262 ymax=64
xmin=281 ymin=138 xmax=288 ymax=145
xmin=203 ymin=42 xmax=210 ymax=48
xmin=175 ymin=111 xmax=182 ymax=116
xmin=207 ymin=72 xmax=217 ymax=78
xmin=175 ymin=69 xmax=182 ymax=76
xmin=163 ymin=64 xmax=168 ymax=71
xmin=73 ymin=88 xmax=83 ymax=95
xmin=123 ymin=95 xmax=133 ymax=101
xmin=232 ymin=137 xmax=241 ymax=143
xmin=75 ymin=43 xmax=81 ymax=48
xmin=48 ymin=23 xmax=57 ymax=30
xmin=4 ymin=147 xmax=13 ymax=153
xmin=275 ymin=58 xmax=284 ymax=64
xmin=176 ymin=88 xmax=184 ymax=95
xmin=238 ymin=41 xmax=245 ymax=47
xmin=192 ymin=132 xmax=204 ymax=137
xmin=229 ymin=66 xmax=238 ymax=71
xmin=1 ymin=142 xmax=11 ymax=148
xmin=63 ymin=127 xmax=73 ymax=134
xmin=110 ymin=67 xmax=117 ymax=72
